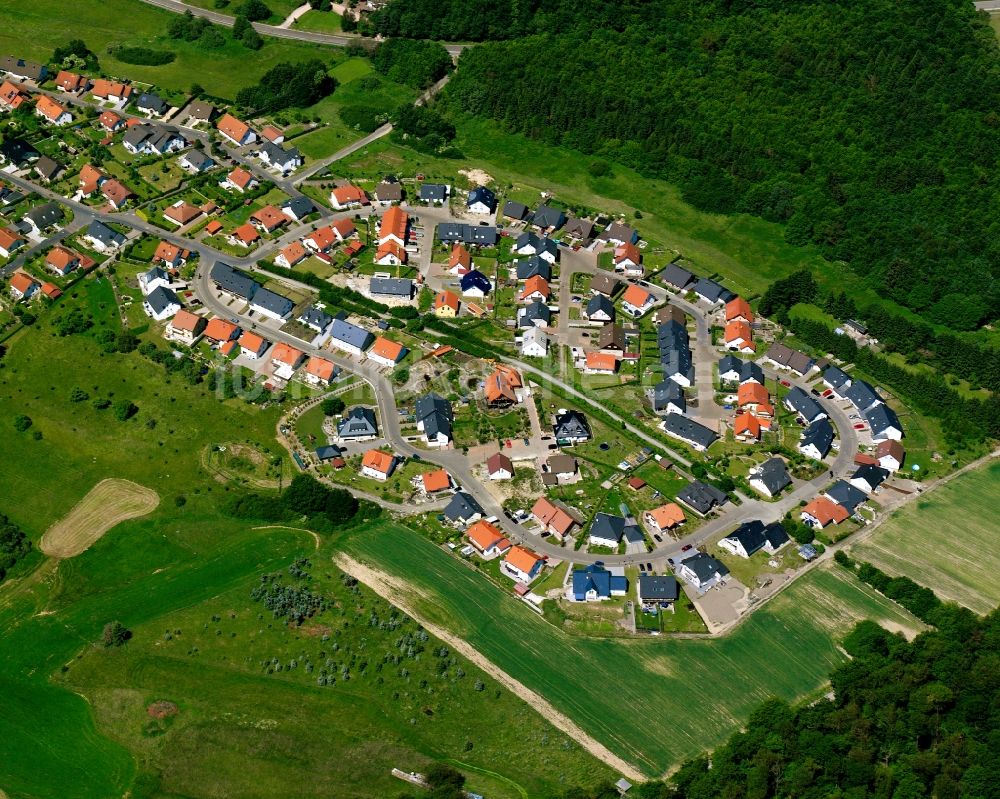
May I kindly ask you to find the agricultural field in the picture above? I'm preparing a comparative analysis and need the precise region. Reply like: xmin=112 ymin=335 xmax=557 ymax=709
xmin=343 ymin=520 xmax=924 ymax=776
xmin=40 ymin=479 xmax=159 ymax=558
xmin=851 ymin=459 xmax=1000 ymax=615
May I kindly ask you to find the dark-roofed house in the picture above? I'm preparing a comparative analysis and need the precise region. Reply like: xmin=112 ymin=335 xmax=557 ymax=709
xmin=374 ymin=178 xmax=404 ymax=205
xmin=415 ymin=392 xmax=453 ymax=445
xmin=518 ymin=299 xmax=551 ymax=328
xmin=532 ymin=204 xmax=566 ymax=231
xmin=443 ymin=491 xmax=484 ymax=525
xmin=638 ymin=574 xmax=680 ymax=605
xmin=298 ymin=305 xmax=333 ymax=333
xmin=514 ymin=232 xmax=558 ymax=263
xmin=850 ymin=464 xmax=890 ymax=494
xmin=466 ymin=186 xmax=497 ymax=214
xmin=83 ymin=219 xmax=126 ymax=252
xmin=676 ymin=480 xmax=727 ymax=515
xmin=719 ymin=520 xmax=790 ymax=559
xmin=825 ymin=480 xmax=867 ymax=514
xmin=22 ymin=202 xmax=63 ymax=235
xmin=329 ymin=318 xmax=374 ymax=357
xmin=210 ymin=262 xmax=257 ymax=302
xmin=585 ymin=294 xmax=614 ymax=323
xmin=597 ymin=323 xmax=626 ymax=353
xmin=515 ymin=255 xmax=551 ymax=281
xmin=369 ymin=277 xmax=413 ymax=299
xmin=439 ymin=223 xmax=498 ymax=247
xmin=572 ymin=563 xmax=627 ymax=601
xmin=1 ymin=56 xmax=47 ymax=82
xmin=564 ymin=217 xmax=594 ymax=240
xmin=588 ymin=513 xmax=628 ymax=548
xmin=677 ymin=551 xmax=729 ymax=591
xmin=661 ymin=263 xmax=694 ymax=290
xmin=844 ymin=380 xmax=882 ymax=412
xmin=0 ymin=137 xmax=39 ymax=167
xmin=692 ymin=277 xmax=727 ymax=304
xmin=865 ymin=404 xmax=902 ymax=442
xmin=32 ymin=155 xmax=63 ymax=183
xmin=143 ymin=285 xmax=181 ymax=321
xmin=503 ymin=199 xmax=528 ymax=220
xmin=652 ymin=379 xmax=686 ymax=415
xmin=662 ymin=414 xmax=717 ymax=452
xmin=590 ymin=273 xmax=621 ymax=297
xmin=762 ymin=343 xmax=815 ymax=376
xmin=248 ymin=287 xmax=293 ymax=321
xmin=137 ymin=92 xmax=168 ymax=116
xmin=748 ymin=458 xmax=792 ymax=498
xmin=258 ymin=140 xmax=303 ymax=174
xmin=600 ymin=221 xmax=637 ymax=245
xmin=419 ymin=183 xmax=449 ymax=202
xmin=179 ymin=148 xmax=215 ymax=174
xmin=281 ymin=195 xmax=314 ymax=222
xmin=823 ymin=365 xmax=852 ymax=395
xmin=553 ymin=410 xmax=591 ymax=443
xmin=877 ymin=440 xmax=905 ymax=471
xmin=784 ymin=387 xmax=826 ymax=424
xmin=337 ymin=407 xmax=379 ymax=440
xmin=799 ymin=418 xmax=834 ymax=460
xmin=460 ymin=269 xmax=492 ymax=298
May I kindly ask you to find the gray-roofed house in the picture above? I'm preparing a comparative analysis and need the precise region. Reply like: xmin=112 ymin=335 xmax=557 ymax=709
xmin=298 ymin=305 xmax=333 ymax=333
xmin=32 ymin=155 xmax=63 ymax=183
xmin=585 ymin=294 xmax=615 ymax=323
xmin=185 ymin=100 xmax=216 ymax=123
xmin=210 ymin=262 xmax=257 ymax=301
xmin=329 ymin=318 xmax=374 ymax=356
xmin=439 ymin=223 xmax=498 ymax=247
xmin=0 ymin=137 xmax=39 ymax=167
xmin=179 ymin=148 xmax=215 ymax=174
xmin=692 ymin=277 xmax=727 ymax=304
xmin=22 ymin=202 xmax=62 ymax=235
xmin=718 ymin=355 xmax=764 ymax=385
xmin=844 ymin=380 xmax=882 ymax=412
xmin=419 ymin=183 xmax=449 ymax=203
xmin=865 ymin=404 xmax=903 ymax=442
xmin=258 ymin=140 xmax=303 ymax=174
xmin=83 ymin=219 xmax=126 ymax=252
xmin=142 ymin=285 xmax=181 ymax=321
xmin=415 ymin=392 xmax=453 ymax=445
xmin=762 ymin=342 xmax=815 ymax=375
xmin=662 ymin=414 xmax=717 ymax=452
xmin=823 ymin=365 xmax=852 ymax=395
xmin=518 ymin=299 xmax=551 ymax=328
xmin=661 ymin=263 xmax=694 ymax=290
xmin=588 ymin=513 xmax=628 ymax=548
xmin=748 ymin=457 xmax=792 ymax=498
xmin=572 ymin=563 xmax=628 ymax=601
xmin=825 ymin=480 xmax=868 ymax=514
xmin=0 ymin=56 xmax=47 ymax=82
xmin=563 ymin=217 xmax=594 ymax=240
xmin=375 ymin=178 xmax=403 ymax=204
xmin=652 ymin=379 xmax=686 ymax=415
xmin=249 ymin=287 xmax=293 ymax=321
xmin=532 ymin=204 xmax=566 ymax=231
xmin=661 ymin=346 xmax=695 ymax=387
xmin=590 ymin=273 xmax=622 ymax=297
xmin=718 ymin=520 xmax=790 ymax=559
xmin=638 ymin=574 xmax=679 ymax=604
xmin=466 ymin=186 xmax=497 ymax=214
xmin=600 ymin=221 xmax=637 ymax=245
xmin=503 ymin=199 xmax=528 ymax=220
xmin=850 ymin=464 xmax=890 ymax=494
xmin=137 ymin=92 xmax=168 ymax=116
xmin=514 ymin=232 xmax=558 ymax=263
xmin=553 ymin=410 xmax=591 ymax=443
xmin=515 ymin=256 xmax=551 ymax=281
xmin=123 ymin=125 xmax=185 ymax=156
xmin=281 ymin=195 xmax=314 ymax=222
xmin=799 ymin=418 xmax=834 ymax=460
xmin=369 ymin=277 xmax=413 ymax=299
xmin=597 ymin=323 xmax=626 ymax=353
xmin=783 ymin=386 xmax=827 ymax=424
xmin=337 ymin=407 xmax=379 ymax=440
xmin=676 ymin=480 xmax=727 ymax=515
xmin=677 ymin=551 xmax=729 ymax=591
xmin=443 ymin=491 xmax=483 ymax=525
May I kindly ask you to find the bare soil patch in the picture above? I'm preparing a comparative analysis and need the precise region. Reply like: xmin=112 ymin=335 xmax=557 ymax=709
xmin=335 ymin=553 xmax=644 ymax=782
xmin=459 ymin=168 xmax=494 ymax=186
xmin=40 ymin=479 xmax=159 ymax=558
xmin=147 ymin=700 xmax=179 ymax=719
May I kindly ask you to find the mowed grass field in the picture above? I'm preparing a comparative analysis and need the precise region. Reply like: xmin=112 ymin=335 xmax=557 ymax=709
xmin=344 ymin=522 xmax=924 ymax=777
xmin=40 ymin=479 xmax=159 ymax=558
xmin=851 ymin=459 xmax=1000 ymax=615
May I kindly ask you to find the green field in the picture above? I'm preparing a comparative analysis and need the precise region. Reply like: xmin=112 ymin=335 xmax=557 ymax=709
xmin=343 ymin=521 xmax=924 ymax=776
xmin=851 ymin=459 xmax=1000 ymax=615
xmin=0 ymin=280 xmax=612 ymax=798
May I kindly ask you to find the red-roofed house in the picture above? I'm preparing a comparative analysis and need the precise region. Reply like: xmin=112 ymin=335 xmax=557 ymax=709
xmin=303 ymin=225 xmax=336 ymax=253
xmin=270 ymin=342 xmax=305 ymax=379
xmin=216 ymin=113 xmax=256 ymax=146
xmin=502 ymin=545 xmax=544 ymax=584
xmin=97 ymin=110 xmax=124 ymax=132
xmin=801 ymin=497 xmax=849 ymax=528
xmin=238 ymin=331 xmax=269 ymax=359
xmin=361 ymin=449 xmax=396 ymax=481
xmin=725 ymin=297 xmax=753 ymax=323
xmin=0 ymin=81 xmax=29 ymax=110
xmin=643 ymin=503 xmax=685 ymax=534
xmin=613 ymin=242 xmax=642 ymax=275
xmin=378 ymin=206 xmax=407 ymax=247
xmin=55 ymin=70 xmax=89 ymax=93
xmin=0 ymin=227 xmax=27 ymax=258
xmin=165 ymin=309 xmax=207 ymax=345
xmin=584 ymin=351 xmax=618 ymax=375
xmin=35 ymin=95 xmax=72 ymax=125
xmin=467 ymin=520 xmax=511 ymax=559
xmin=221 ymin=167 xmax=257 ymax=193
xmin=531 ymin=497 xmax=576 ymax=540
xmin=153 ymin=241 xmax=189 ymax=268
xmin=434 ymin=290 xmax=460 ymax=318
xmin=621 ymin=284 xmax=655 ymax=317
xmin=261 ymin=125 xmax=284 ymax=144
xmin=724 ymin=320 xmax=755 ymax=353
xmin=375 ymin=241 xmax=407 ymax=266
xmin=329 ymin=184 xmax=369 ymax=210
xmin=448 ymin=243 xmax=471 ymax=275
xmin=486 ymin=452 xmax=513 ymax=480
xmin=9 ymin=271 xmax=39 ymax=300
xmin=163 ymin=200 xmax=203 ymax=227
xmin=303 ymin=356 xmax=336 ymax=387
xmin=368 ymin=337 xmax=407 ymax=368
xmin=519 ymin=275 xmax=550 ymax=302
xmin=276 ymin=241 xmax=308 ymax=269
xmin=101 ymin=178 xmax=133 ymax=209
xmin=204 ymin=318 xmax=240 ymax=345
xmin=250 ymin=205 xmax=288 ymax=233
xmin=330 ymin=218 xmax=356 ymax=241
xmin=91 ymin=79 xmax=132 ymax=107
xmin=421 ymin=469 xmax=452 ymax=494
xmin=228 ymin=223 xmax=260 ymax=248
xmin=46 ymin=246 xmax=80 ymax=276
xmin=78 ymin=163 xmax=106 ymax=195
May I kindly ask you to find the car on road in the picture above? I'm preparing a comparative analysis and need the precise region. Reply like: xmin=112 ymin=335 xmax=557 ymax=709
xmin=505 ymin=439 xmax=513 ymax=448
xmin=822 ymin=389 xmax=834 ymax=397
xmin=667 ymin=557 xmax=675 ymax=565
xmin=681 ymin=544 xmax=693 ymax=551
xmin=780 ymin=379 xmax=791 ymax=387
xmin=523 ymin=438 xmax=530 ymax=445
xmin=853 ymin=423 xmax=866 ymax=430
xmin=653 ymin=533 xmax=662 ymax=542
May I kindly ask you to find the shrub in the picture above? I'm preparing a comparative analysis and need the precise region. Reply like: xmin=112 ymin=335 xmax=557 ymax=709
xmin=109 ymin=46 xmax=175 ymax=66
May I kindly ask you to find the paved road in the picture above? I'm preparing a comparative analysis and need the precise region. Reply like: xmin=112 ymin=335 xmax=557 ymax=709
xmin=136 ymin=0 xmax=470 ymax=54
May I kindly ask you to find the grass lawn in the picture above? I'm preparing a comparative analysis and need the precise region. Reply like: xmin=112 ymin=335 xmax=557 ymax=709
xmin=294 ymin=9 xmax=344 ymax=32
xmin=344 ymin=520 xmax=924 ymax=776
xmin=0 ymin=0 xmax=341 ymax=100
xmin=851 ymin=459 xmax=1000 ymax=615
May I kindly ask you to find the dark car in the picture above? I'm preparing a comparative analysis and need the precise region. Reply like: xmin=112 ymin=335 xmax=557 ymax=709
xmin=667 ymin=557 xmax=675 ymax=565
xmin=681 ymin=544 xmax=693 ymax=551
xmin=639 ymin=563 xmax=646 ymax=572
xmin=646 ymin=563 xmax=653 ymax=571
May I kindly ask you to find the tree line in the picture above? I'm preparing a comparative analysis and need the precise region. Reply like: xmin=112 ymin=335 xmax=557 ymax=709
xmin=404 ymin=0 xmax=1000 ymax=333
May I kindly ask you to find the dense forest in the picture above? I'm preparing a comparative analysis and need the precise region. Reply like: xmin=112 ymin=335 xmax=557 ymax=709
xmin=375 ymin=0 xmax=1000 ymax=332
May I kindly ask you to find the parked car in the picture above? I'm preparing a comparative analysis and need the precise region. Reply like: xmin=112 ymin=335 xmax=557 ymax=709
xmin=780 ymin=379 xmax=791 ymax=387
xmin=681 ymin=544 xmax=693 ymax=551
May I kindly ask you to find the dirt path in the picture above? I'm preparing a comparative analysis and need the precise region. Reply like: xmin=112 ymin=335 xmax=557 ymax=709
xmin=334 ymin=553 xmax=645 ymax=783
xmin=252 ymin=525 xmax=321 ymax=550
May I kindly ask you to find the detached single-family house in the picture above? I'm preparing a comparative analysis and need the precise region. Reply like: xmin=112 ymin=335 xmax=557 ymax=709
xmin=418 ymin=183 xmax=449 ymax=203
xmin=724 ymin=320 xmax=755 ymax=353
xmin=378 ymin=205 xmax=407 ymax=247
xmin=590 ymin=273 xmax=622 ymax=298
xmin=83 ymin=220 xmax=126 ymax=252
xmin=329 ymin=184 xmax=370 ymax=211
xmin=221 ymin=167 xmax=257 ymax=193
xmin=825 ymin=480 xmax=868 ymax=515
xmin=563 ymin=217 xmax=594 ymax=241
xmin=503 ymin=200 xmax=529 ymax=220
xmin=519 ymin=275 xmax=550 ymax=303
xmin=613 ymin=242 xmax=642 ymax=275
xmin=521 ymin=326 xmax=549 ymax=357
xmin=153 ymin=241 xmax=188 ymax=269
xmin=585 ymin=294 xmax=615 ymax=323
xmin=90 ymin=78 xmax=132 ymax=107
xmin=801 ymin=496 xmax=849 ymax=528
xmin=204 ymin=318 xmax=240 ymax=346
xmin=652 ymin=379 xmax=686 ymax=415
xmin=165 ymin=309 xmax=206 ymax=346
xmin=850 ymin=464 xmax=890 ymax=494
xmin=515 ymin=256 xmax=551 ymax=282
xmin=662 ymin=414 xmax=718 ymax=452
xmin=677 ymin=551 xmax=729 ymax=591
xmin=466 ymin=186 xmax=496 ymax=214
xmin=486 ymin=452 xmax=513 ymax=481
xmin=584 ymin=351 xmax=618 ymax=375
xmin=571 ymin=563 xmax=627 ymax=602
xmin=443 ymin=491 xmax=484 ymax=526
xmin=531 ymin=496 xmax=576 ymax=539
xmin=718 ymin=520 xmax=790 ymax=559
xmin=276 ymin=241 xmax=309 ymax=269
xmin=877 ymin=440 xmax=905 ymax=472
xmin=98 ymin=110 xmax=124 ymax=132
xmin=725 ymin=296 xmax=753 ymax=324
xmin=621 ymin=284 xmax=655 ymax=317
xmin=45 ymin=246 xmax=80 ymax=276
xmin=370 ymin=277 xmax=413 ymax=300
xmin=460 ymin=270 xmax=491 ymax=298
xmin=783 ymin=387 xmax=826 ymax=424
xmin=737 ymin=382 xmax=773 ymax=417
xmin=692 ymin=277 xmax=729 ymax=305
xmin=748 ymin=457 xmax=792 ymax=498
xmin=518 ymin=300 xmax=550 ymax=329
xmin=0 ymin=80 xmax=29 ymax=110
xmin=0 ymin=137 xmax=39 ymax=167
xmin=638 ymin=575 xmax=679 ymax=604
xmin=360 ymin=449 xmax=396 ymax=481
xmin=368 ymin=336 xmax=407 ymax=368
xmin=531 ymin=204 xmax=565 ymax=231
xmin=270 ymin=342 xmax=305 ymax=380
xmin=304 ymin=358 xmax=336 ymax=389
xmin=374 ymin=177 xmax=403 ymax=205
xmin=0 ymin=227 xmax=26 ymax=258
xmin=8 ymin=271 xmax=39 ymax=300
xmin=32 ymin=155 xmax=63 ymax=184
xmin=338 ymin=407 xmax=379 ymax=440
xmin=328 ymin=318 xmax=374 ymax=357
xmin=553 ymin=410 xmax=591 ymax=443
xmin=676 ymin=480 xmax=727 ymax=516
xmin=502 ymin=546 xmax=544 ymax=584
xmin=35 ymin=95 xmax=72 ymax=125
xmin=238 ymin=331 xmax=269 ymax=359
xmin=515 ymin=232 xmax=558 ymax=263
xmin=143 ymin=285 xmax=181 ymax=321
xmin=421 ymin=468 xmax=451 ymax=494
xmin=1 ymin=56 xmax=47 ymax=82
xmin=217 ymin=113 xmax=256 ymax=146
xmin=599 ymin=220 xmax=637 ymax=246
xmin=138 ymin=266 xmax=170 ymax=296
xmin=798 ymin=418 xmax=834 ymax=460
xmin=258 ymin=141 xmax=302 ymax=174
xmin=415 ymin=392 xmax=453 ymax=446
xmin=54 ymin=70 xmax=88 ymax=93
xmin=434 ymin=290 xmax=460 ymax=318
xmin=467 ymin=520 xmax=511 ymax=559
xmin=100 ymin=178 xmax=133 ymax=210
xmin=163 ymin=200 xmax=203 ymax=227
xmin=281 ymin=196 xmax=314 ymax=223
xmin=179 ymin=149 xmax=215 ymax=174
xmin=865 ymin=404 xmax=903 ymax=442
xmin=643 ymin=503 xmax=685 ymax=535
xmin=298 ymin=306 xmax=333 ymax=334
